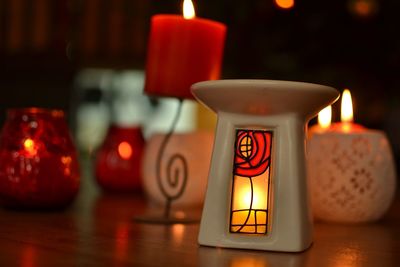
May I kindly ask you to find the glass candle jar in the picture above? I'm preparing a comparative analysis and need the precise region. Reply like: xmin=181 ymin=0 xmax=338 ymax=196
xmin=95 ymin=125 xmax=145 ymax=193
xmin=0 ymin=108 xmax=80 ymax=209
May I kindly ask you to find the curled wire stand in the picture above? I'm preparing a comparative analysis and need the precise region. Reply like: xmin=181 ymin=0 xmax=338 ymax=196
xmin=135 ymin=99 xmax=198 ymax=224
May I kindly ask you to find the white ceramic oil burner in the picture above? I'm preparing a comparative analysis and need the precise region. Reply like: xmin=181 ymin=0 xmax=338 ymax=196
xmin=191 ymin=80 xmax=339 ymax=252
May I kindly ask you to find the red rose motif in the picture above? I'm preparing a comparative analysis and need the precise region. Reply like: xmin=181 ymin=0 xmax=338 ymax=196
xmin=234 ymin=130 xmax=271 ymax=177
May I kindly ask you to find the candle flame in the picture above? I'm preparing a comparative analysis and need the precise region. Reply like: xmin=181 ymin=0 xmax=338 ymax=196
xmin=274 ymin=0 xmax=295 ymax=9
xmin=341 ymin=89 xmax=354 ymax=123
xmin=318 ymin=105 xmax=332 ymax=129
xmin=23 ymin=138 xmax=37 ymax=156
xmin=235 ymin=181 xmax=267 ymax=210
xmin=183 ymin=0 xmax=195 ymax=19
xmin=118 ymin=141 xmax=132 ymax=160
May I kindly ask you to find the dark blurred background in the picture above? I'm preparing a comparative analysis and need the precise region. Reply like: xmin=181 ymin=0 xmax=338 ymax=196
xmin=1 ymin=0 xmax=400 ymax=168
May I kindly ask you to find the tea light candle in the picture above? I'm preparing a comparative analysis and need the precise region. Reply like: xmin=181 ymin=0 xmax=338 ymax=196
xmin=307 ymin=89 xmax=396 ymax=223
xmin=144 ymin=0 xmax=226 ymax=99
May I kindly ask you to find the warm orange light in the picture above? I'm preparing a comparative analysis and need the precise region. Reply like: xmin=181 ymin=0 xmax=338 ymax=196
xmin=235 ymin=182 xmax=267 ymax=210
xmin=355 ymin=1 xmax=372 ymax=16
xmin=172 ymin=224 xmax=185 ymax=245
xmin=341 ymin=89 xmax=354 ymax=123
xmin=61 ymin=156 xmax=72 ymax=176
xmin=332 ymin=247 xmax=362 ymax=267
xmin=349 ymin=0 xmax=379 ymax=18
xmin=274 ymin=0 xmax=295 ymax=9
xmin=183 ymin=0 xmax=195 ymax=19
xmin=61 ymin=156 xmax=72 ymax=165
xmin=231 ymin=257 xmax=268 ymax=267
xmin=231 ymin=172 xmax=269 ymax=234
xmin=23 ymin=138 xmax=37 ymax=156
xmin=118 ymin=142 xmax=132 ymax=160
xmin=318 ymin=105 xmax=332 ymax=129
xmin=174 ymin=211 xmax=186 ymax=219
xmin=24 ymin=138 xmax=34 ymax=150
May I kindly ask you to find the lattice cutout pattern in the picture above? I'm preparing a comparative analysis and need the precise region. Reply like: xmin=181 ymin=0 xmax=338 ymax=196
xmin=307 ymin=133 xmax=396 ymax=223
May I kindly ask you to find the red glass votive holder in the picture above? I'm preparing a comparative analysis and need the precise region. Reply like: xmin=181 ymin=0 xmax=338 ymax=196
xmin=95 ymin=125 xmax=145 ymax=193
xmin=0 ymin=108 xmax=80 ymax=209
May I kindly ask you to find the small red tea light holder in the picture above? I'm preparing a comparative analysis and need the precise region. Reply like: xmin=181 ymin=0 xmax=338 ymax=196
xmin=192 ymin=80 xmax=339 ymax=252
xmin=95 ymin=126 xmax=145 ymax=193
xmin=307 ymin=89 xmax=396 ymax=223
xmin=0 ymin=108 xmax=80 ymax=209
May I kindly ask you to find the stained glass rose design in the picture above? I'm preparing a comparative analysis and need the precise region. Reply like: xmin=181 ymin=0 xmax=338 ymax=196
xmin=234 ymin=130 xmax=271 ymax=177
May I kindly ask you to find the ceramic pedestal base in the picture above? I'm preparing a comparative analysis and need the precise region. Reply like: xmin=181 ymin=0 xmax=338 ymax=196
xmin=192 ymin=80 xmax=339 ymax=252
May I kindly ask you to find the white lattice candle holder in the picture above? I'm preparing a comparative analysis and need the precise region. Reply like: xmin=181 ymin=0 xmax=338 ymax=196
xmin=307 ymin=129 xmax=396 ymax=223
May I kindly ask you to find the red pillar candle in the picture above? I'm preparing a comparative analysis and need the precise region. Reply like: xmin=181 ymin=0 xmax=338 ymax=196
xmin=144 ymin=1 xmax=226 ymax=99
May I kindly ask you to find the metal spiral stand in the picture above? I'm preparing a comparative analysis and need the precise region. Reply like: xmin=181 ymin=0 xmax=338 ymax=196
xmin=135 ymin=99 xmax=198 ymax=224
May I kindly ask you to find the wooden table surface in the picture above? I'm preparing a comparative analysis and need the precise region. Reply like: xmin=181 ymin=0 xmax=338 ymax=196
xmin=0 ymin=174 xmax=399 ymax=267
